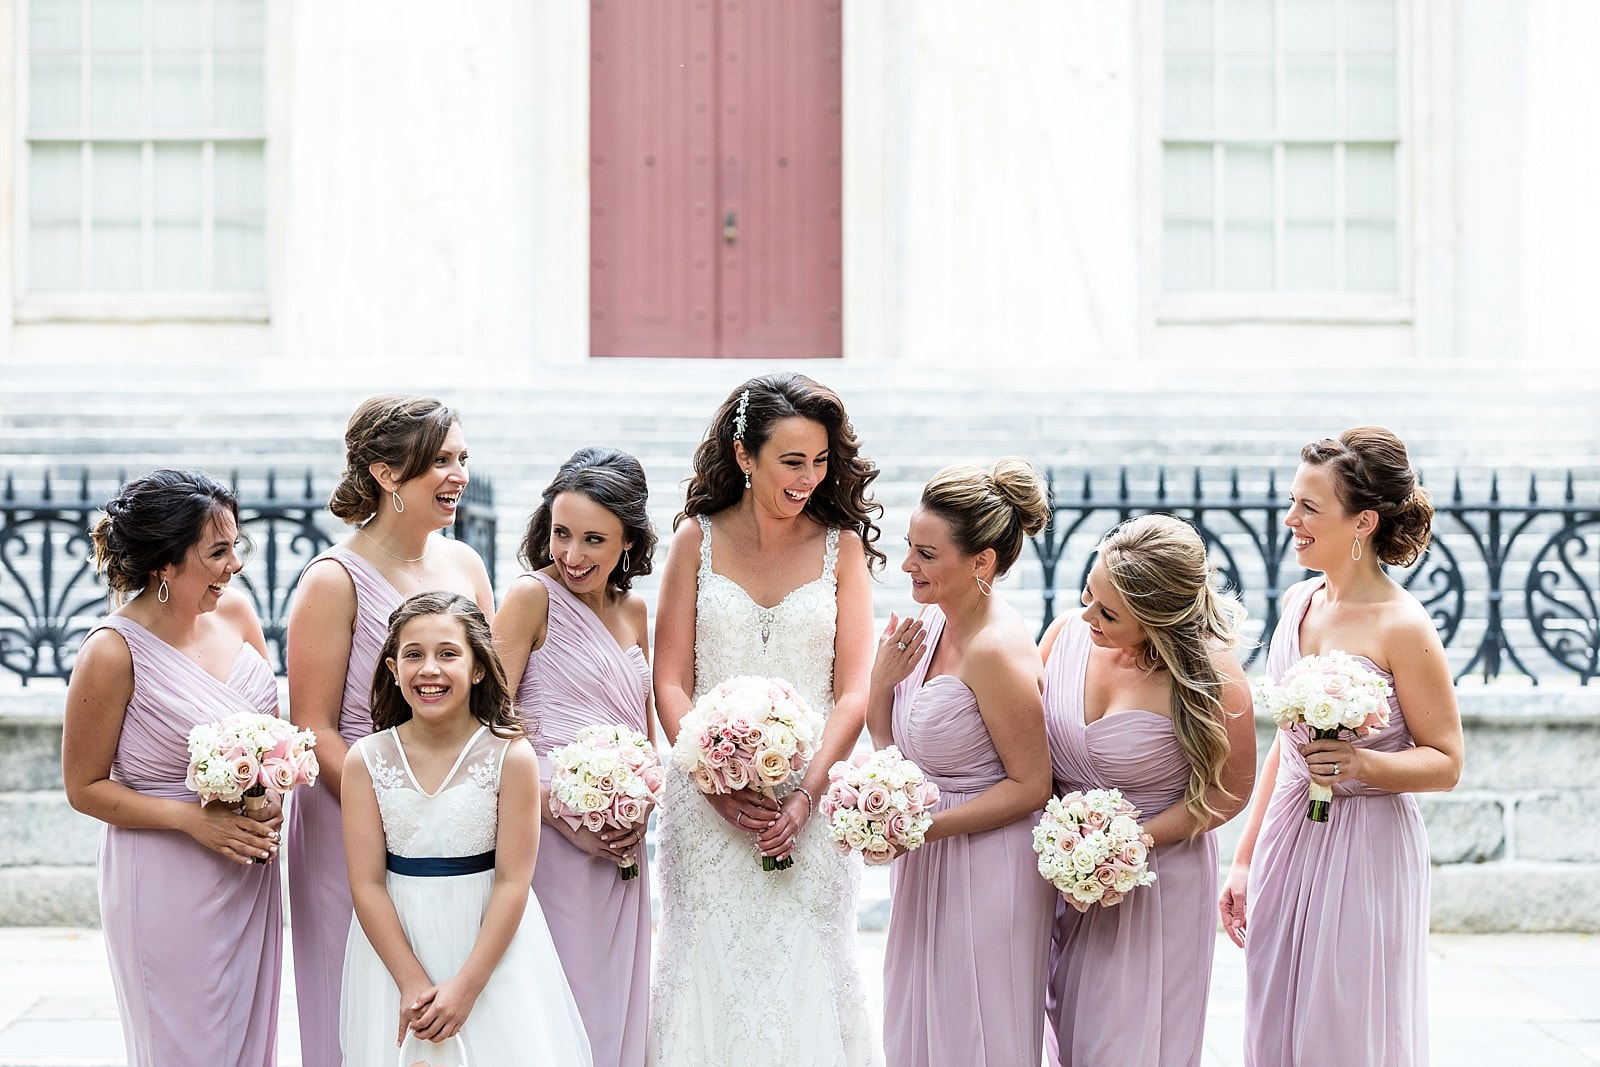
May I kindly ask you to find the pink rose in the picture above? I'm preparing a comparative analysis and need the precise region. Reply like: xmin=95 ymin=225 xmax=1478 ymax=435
xmin=582 ymin=811 xmax=606 ymax=832
xmin=916 ymin=781 xmax=941 ymax=810
xmin=641 ymin=766 xmax=666 ymax=795
xmin=614 ymin=796 xmax=646 ymax=826
xmin=293 ymin=749 xmax=320 ymax=787
xmin=883 ymin=810 xmax=912 ymax=844
xmin=706 ymin=746 xmax=730 ymax=768
xmin=1099 ymin=889 xmax=1124 ymax=908
xmin=1095 ymin=866 xmax=1118 ymax=887
xmin=229 ymin=754 xmax=260 ymax=791
xmin=858 ymin=784 xmax=892 ymax=818
xmin=691 ymin=765 xmax=717 ymax=793
xmin=831 ymin=782 xmax=860 ymax=811
xmin=261 ymin=757 xmax=297 ymax=792
xmin=723 ymin=759 xmax=751 ymax=791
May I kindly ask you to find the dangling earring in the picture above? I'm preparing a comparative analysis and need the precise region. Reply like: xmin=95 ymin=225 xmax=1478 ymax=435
xmin=391 ymin=489 xmax=405 ymax=514
xmin=975 ymin=575 xmax=993 ymax=597
xmin=1351 ymin=537 xmax=1363 ymax=562
xmin=743 ymin=469 xmax=752 ymax=490
xmin=157 ymin=578 xmax=170 ymax=604
xmin=621 ymin=549 xmax=631 ymax=572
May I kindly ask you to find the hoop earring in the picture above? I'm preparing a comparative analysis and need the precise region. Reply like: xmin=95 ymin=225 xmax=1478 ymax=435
xmin=1351 ymin=537 xmax=1363 ymax=562
xmin=157 ymin=579 xmax=169 ymax=604
xmin=391 ymin=489 xmax=405 ymax=514
xmin=743 ymin=470 xmax=752 ymax=491
xmin=621 ymin=549 xmax=630 ymax=572
xmin=975 ymin=575 xmax=993 ymax=597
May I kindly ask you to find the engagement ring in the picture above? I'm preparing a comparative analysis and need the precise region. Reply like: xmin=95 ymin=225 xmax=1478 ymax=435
xmin=896 ymin=641 xmax=907 ymax=651
xmin=1332 ymin=763 xmax=1339 ymax=775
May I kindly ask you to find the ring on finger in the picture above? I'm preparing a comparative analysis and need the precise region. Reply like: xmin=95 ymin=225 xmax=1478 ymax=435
xmin=1331 ymin=763 xmax=1339 ymax=775
xmin=735 ymin=811 xmax=746 ymax=826
xmin=896 ymin=640 xmax=907 ymax=651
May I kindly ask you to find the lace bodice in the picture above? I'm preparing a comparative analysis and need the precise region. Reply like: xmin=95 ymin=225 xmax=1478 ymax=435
xmin=692 ymin=514 xmax=839 ymax=714
xmin=357 ymin=726 xmax=506 ymax=858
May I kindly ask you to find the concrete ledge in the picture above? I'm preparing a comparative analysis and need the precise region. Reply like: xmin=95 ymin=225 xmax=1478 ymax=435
xmin=1418 ymin=794 xmax=1506 ymax=864
xmin=0 ymin=867 xmax=98 ymax=927
xmin=0 ymin=796 xmax=100 ymax=867
xmin=1431 ymin=861 xmax=1600 ymax=933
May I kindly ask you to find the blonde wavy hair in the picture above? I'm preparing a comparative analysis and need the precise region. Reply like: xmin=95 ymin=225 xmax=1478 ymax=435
xmin=1097 ymin=514 xmax=1248 ymax=831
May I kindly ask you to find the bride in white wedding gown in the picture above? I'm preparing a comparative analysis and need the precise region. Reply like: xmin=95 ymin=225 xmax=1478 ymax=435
xmin=650 ymin=374 xmax=885 ymax=1067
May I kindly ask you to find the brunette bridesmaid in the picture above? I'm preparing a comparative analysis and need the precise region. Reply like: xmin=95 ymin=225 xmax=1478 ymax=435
xmin=63 ymin=470 xmax=283 ymax=1065
xmin=868 ymin=459 xmax=1057 ymax=1067
xmin=284 ymin=395 xmax=493 ymax=1066
xmin=1040 ymin=514 xmax=1255 ymax=1066
xmin=1221 ymin=427 xmax=1462 ymax=1066
xmin=495 ymin=447 xmax=657 ymax=1066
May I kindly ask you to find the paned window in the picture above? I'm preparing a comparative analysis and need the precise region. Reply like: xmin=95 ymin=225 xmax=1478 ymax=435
xmin=1162 ymin=0 xmax=1400 ymax=293
xmin=24 ymin=0 xmax=266 ymax=298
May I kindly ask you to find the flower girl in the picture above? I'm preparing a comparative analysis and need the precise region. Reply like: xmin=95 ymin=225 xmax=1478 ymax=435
xmin=340 ymin=592 xmax=592 ymax=1066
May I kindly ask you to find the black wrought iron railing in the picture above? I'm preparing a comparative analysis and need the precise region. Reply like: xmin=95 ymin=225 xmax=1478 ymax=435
xmin=1030 ymin=467 xmax=1600 ymax=684
xmin=0 ymin=469 xmax=495 ymax=684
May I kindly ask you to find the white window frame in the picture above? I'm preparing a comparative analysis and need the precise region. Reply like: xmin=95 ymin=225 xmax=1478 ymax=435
xmin=13 ymin=0 xmax=269 ymax=323
xmin=1142 ymin=0 xmax=1449 ymax=327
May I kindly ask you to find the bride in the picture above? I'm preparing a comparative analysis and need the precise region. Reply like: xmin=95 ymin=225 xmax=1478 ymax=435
xmin=650 ymin=373 xmax=885 ymax=1067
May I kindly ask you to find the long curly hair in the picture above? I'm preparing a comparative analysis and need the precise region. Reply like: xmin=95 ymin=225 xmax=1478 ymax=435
xmin=518 ymin=447 xmax=657 ymax=592
xmin=369 ymin=592 xmax=523 ymax=739
xmin=677 ymin=373 xmax=885 ymax=571
xmin=1096 ymin=514 xmax=1248 ymax=832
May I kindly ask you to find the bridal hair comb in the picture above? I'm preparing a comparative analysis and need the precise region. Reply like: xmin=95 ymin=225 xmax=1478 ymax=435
xmin=732 ymin=389 xmax=751 ymax=441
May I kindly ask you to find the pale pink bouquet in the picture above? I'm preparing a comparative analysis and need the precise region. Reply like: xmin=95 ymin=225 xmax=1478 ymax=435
xmin=547 ymin=724 xmax=665 ymax=880
xmin=1253 ymin=649 xmax=1391 ymax=822
xmin=184 ymin=712 xmax=319 ymax=817
xmin=1032 ymin=788 xmax=1156 ymax=912
xmin=671 ymin=675 xmax=823 ymax=871
xmin=819 ymin=746 xmax=940 ymax=865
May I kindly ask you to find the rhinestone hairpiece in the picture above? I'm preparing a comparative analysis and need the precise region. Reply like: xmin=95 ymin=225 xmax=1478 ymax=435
xmin=732 ymin=389 xmax=751 ymax=441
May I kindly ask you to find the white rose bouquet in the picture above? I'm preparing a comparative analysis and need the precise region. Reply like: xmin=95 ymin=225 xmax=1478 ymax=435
xmin=185 ymin=712 xmax=319 ymax=858
xmin=1032 ymin=788 xmax=1156 ymax=912
xmin=671 ymin=675 xmax=823 ymax=871
xmin=1253 ymin=649 xmax=1391 ymax=822
xmin=819 ymin=746 xmax=940 ymax=865
xmin=547 ymin=724 xmax=666 ymax=880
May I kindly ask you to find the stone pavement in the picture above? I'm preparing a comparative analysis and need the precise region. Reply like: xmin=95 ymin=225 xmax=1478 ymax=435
xmin=0 ymin=926 xmax=1596 ymax=1066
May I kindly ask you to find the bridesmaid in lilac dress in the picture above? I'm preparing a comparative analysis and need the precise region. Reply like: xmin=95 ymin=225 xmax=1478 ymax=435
xmin=63 ymin=470 xmax=284 ymax=1066
xmin=1040 ymin=515 xmax=1255 ymax=1067
xmin=869 ymin=459 xmax=1057 ymax=1067
xmin=1221 ymin=428 xmax=1463 ymax=1067
xmin=285 ymin=395 xmax=493 ymax=1066
xmin=495 ymin=447 xmax=658 ymax=1066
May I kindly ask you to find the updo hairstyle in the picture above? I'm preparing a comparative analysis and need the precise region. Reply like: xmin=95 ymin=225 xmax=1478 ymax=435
xmin=328 ymin=394 xmax=460 ymax=525
xmin=1300 ymin=426 xmax=1434 ymax=566
xmin=918 ymin=458 xmax=1050 ymax=579
xmin=91 ymin=469 xmax=241 ymax=604
xmin=680 ymin=373 xmax=885 ymax=570
xmin=518 ymin=447 xmax=657 ymax=592
xmin=1097 ymin=514 xmax=1247 ymax=829
xmin=369 ymin=591 xmax=523 ymax=738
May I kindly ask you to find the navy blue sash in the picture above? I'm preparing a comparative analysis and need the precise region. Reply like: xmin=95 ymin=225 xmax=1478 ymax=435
xmin=385 ymin=850 xmax=496 ymax=877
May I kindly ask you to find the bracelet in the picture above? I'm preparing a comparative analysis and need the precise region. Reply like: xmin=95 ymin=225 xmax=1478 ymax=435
xmin=793 ymin=786 xmax=814 ymax=817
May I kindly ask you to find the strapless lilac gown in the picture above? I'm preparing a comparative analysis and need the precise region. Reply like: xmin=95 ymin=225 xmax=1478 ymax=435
xmin=1244 ymin=578 xmax=1430 ymax=1066
xmin=882 ymin=607 xmax=1056 ymax=1067
xmin=92 ymin=616 xmax=283 ymax=1067
xmin=1042 ymin=614 xmax=1217 ymax=1067
xmin=283 ymin=547 xmax=401 ymax=1067
xmin=517 ymin=572 xmax=652 ymax=1067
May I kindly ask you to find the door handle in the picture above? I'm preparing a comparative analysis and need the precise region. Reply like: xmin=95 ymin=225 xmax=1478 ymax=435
xmin=724 ymin=210 xmax=737 ymax=245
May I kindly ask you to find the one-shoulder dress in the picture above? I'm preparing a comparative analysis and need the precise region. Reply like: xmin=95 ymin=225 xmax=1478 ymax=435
xmin=881 ymin=607 xmax=1056 ymax=1067
xmin=1042 ymin=613 xmax=1218 ymax=1067
xmin=1244 ymin=577 xmax=1430 ymax=1066
xmin=517 ymin=570 xmax=653 ymax=1067
xmin=284 ymin=546 xmax=402 ymax=1066
xmin=92 ymin=616 xmax=283 ymax=1067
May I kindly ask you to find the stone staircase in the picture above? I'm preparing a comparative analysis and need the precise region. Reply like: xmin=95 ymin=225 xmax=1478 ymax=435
xmin=3 ymin=357 xmax=1598 ymax=926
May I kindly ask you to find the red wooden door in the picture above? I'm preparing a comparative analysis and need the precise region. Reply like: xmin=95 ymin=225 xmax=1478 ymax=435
xmin=590 ymin=0 xmax=842 ymax=359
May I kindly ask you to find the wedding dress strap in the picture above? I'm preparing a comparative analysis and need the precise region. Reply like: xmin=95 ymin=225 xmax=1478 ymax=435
xmin=822 ymin=527 xmax=840 ymax=582
xmin=696 ymin=514 xmax=714 ymax=577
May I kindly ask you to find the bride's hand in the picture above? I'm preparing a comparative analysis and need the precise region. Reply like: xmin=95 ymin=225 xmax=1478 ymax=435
xmin=871 ymin=613 xmax=926 ymax=694
xmin=757 ymin=791 xmax=811 ymax=860
xmin=703 ymin=789 xmax=779 ymax=835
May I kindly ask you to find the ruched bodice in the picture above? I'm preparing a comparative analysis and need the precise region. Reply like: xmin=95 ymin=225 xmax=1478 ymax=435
xmin=1267 ymin=578 xmax=1416 ymax=798
xmin=1043 ymin=615 xmax=1191 ymax=815
xmin=319 ymin=546 xmax=403 ymax=744
xmin=516 ymin=571 xmax=650 ymax=766
xmin=892 ymin=616 xmax=1006 ymax=796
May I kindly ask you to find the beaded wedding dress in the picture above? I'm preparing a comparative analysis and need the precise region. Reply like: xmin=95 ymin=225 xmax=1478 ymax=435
xmin=649 ymin=517 xmax=876 ymax=1067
